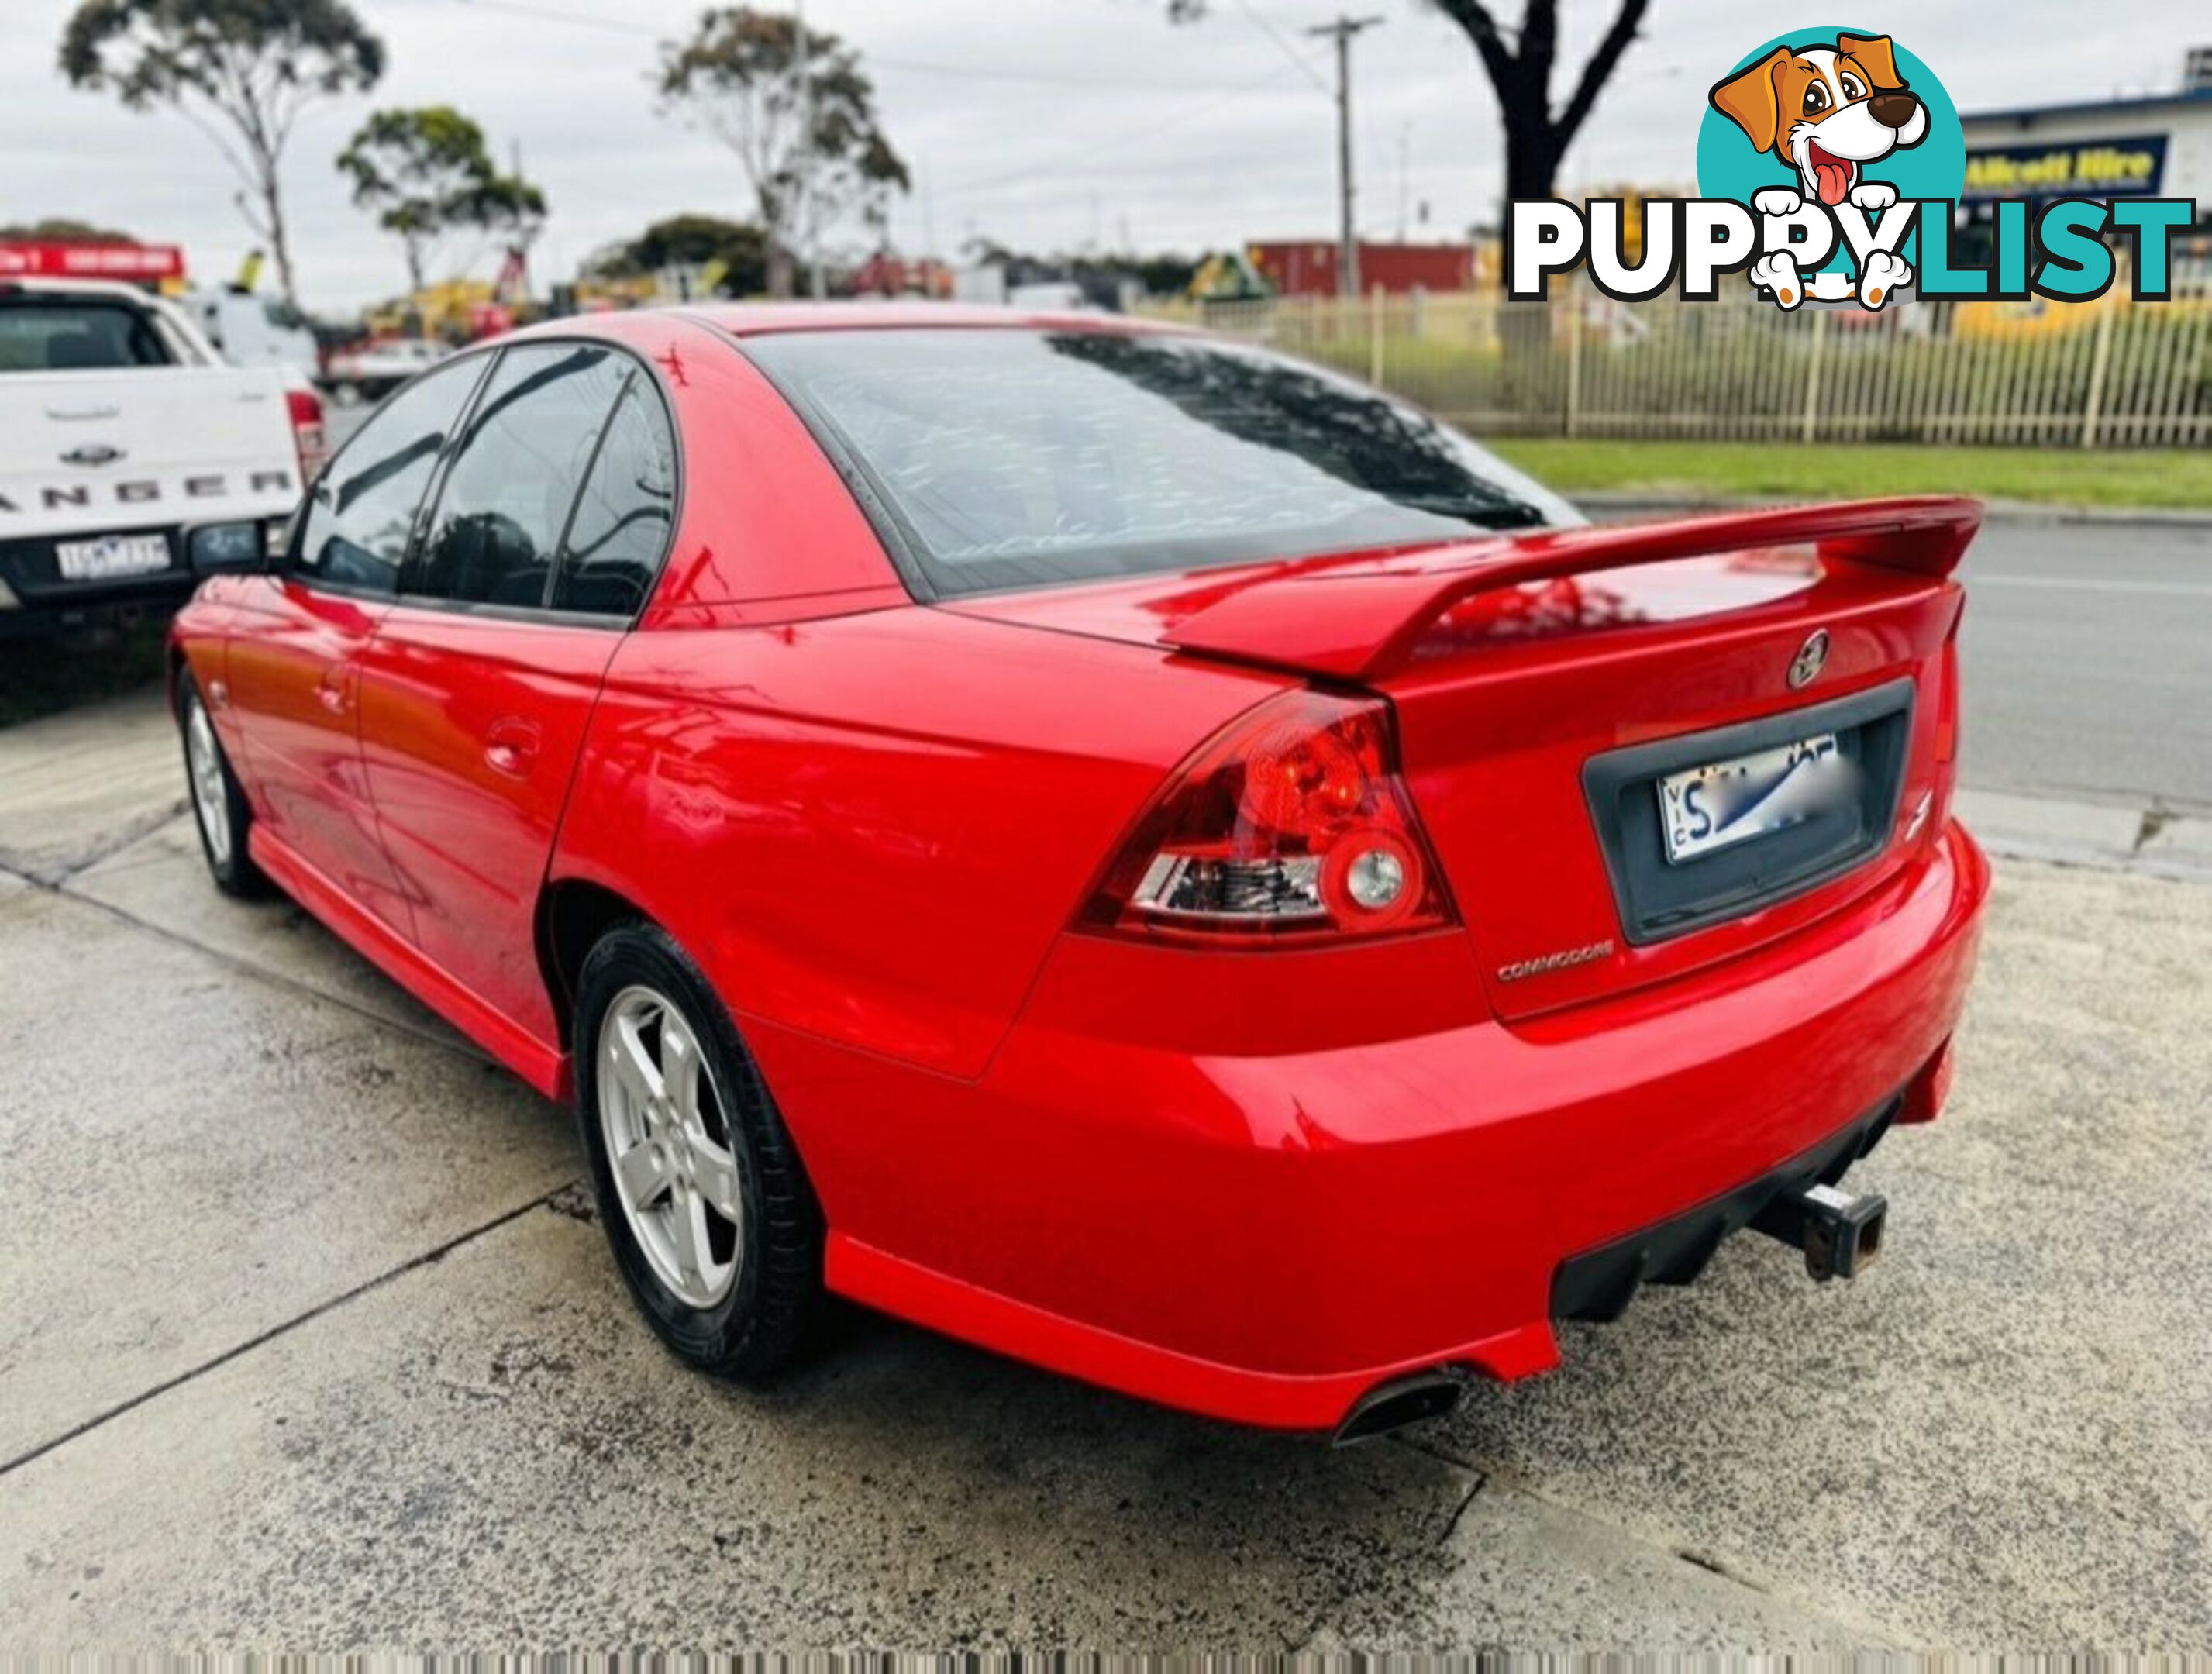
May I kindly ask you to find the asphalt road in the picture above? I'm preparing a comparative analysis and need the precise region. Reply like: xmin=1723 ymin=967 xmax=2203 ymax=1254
xmin=1960 ymin=520 xmax=2212 ymax=813
xmin=0 ymin=674 xmax=2207 ymax=1648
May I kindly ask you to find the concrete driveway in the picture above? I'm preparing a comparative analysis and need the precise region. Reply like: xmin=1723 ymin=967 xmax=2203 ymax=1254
xmin=0 ymin=686 xmax=2206 ymax=1648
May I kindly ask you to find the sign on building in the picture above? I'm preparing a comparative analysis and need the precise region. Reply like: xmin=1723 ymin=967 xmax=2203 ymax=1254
xmin=1962 ymin=136 xmax=2169 ymax=202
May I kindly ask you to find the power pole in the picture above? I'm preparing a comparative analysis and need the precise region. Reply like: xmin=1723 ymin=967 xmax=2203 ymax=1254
xmin=1306 ymin=13 xmax=1383 ymax=301
xmin=507 ymin=139 xmax=536 ymax=305
xmin=794 ymin=0 xmax=825 ymax=299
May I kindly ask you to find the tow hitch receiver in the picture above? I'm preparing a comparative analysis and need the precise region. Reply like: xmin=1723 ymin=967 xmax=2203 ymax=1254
xmin=1753 ymin=1181 xmax=1887 ymax=1282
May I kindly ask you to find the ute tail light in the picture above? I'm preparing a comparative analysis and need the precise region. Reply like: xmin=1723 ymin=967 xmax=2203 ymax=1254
xmin=287 ymin=385 xmax=329 ymax=484
xmin=1923 ymin=599 xmax=1964 ymax=843
xmin=1081 ymin=689 xmax=1455 ymax=946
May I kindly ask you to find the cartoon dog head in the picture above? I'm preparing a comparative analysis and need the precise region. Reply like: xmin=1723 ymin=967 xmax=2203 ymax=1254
xmin=1709 ymin=34 xmax=1928 ymax=206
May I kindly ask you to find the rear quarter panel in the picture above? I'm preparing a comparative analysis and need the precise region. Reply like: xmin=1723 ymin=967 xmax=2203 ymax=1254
xmin=553 ymin=607 xmax=1287 ymax=1082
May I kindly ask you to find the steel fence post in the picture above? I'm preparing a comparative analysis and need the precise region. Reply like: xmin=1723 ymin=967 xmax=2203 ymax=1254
xmin=2081 ymin=300 xmax=2117 ymax=449
xmin=1565 ymin=277 xmax=1583 ymax=439
xmin=1803 ymin=309 xmax=1828 ymax=446
xmin=1370 ymin=282 xmax=1386 ymax=388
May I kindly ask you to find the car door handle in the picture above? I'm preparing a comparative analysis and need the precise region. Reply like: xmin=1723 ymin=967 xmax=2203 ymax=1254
xmin=315 ymin=675 xmax=350 ymax=715
xmin=484 ymin=719 xmax=542 ymax=777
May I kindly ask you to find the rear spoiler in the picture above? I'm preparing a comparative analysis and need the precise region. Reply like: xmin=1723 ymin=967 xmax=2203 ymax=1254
xmin=1159 ymin=497 xmax=1981 ymax=682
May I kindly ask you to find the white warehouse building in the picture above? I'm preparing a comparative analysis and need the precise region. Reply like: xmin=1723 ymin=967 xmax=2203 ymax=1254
xmin=1958 ymin=48 xmax=2212 ymax=254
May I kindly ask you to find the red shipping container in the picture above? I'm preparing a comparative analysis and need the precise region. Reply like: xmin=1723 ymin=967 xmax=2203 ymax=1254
xmin=1249 ymin=240 xmax=1473 ymax=298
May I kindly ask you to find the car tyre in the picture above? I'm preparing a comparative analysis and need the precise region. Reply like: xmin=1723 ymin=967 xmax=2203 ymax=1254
xmin=177 ymin=670 xmax=271 ymax=899
xmin=574 ymin=921 xmax=824 ymax=1379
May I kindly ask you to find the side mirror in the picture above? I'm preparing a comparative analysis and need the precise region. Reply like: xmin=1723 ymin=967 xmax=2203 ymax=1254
xmin=185 ymin=518 xmax=282 ymax=577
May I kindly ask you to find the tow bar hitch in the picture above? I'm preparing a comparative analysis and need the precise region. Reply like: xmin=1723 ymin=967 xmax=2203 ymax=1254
xmin=1753 ymin=1181 xmax=1887 ymax=1281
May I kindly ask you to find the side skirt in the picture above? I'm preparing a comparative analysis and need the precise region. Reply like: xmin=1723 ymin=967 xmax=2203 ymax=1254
xmin=249 ymin=825 xmax=573 ymax=1102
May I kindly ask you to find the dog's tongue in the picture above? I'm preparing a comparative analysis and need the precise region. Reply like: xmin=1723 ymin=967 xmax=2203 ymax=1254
xmin=1814 ymin=160 xmax=1852 ymax=205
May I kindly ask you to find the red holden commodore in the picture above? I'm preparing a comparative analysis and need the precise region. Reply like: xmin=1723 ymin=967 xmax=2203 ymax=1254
xmin=169 ymin=305 xmax=1988 ymax=1441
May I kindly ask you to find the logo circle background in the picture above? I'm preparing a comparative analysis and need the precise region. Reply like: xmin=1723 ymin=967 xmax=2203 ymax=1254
xmin=1696 ymin=27 xmax=1965 ymax=278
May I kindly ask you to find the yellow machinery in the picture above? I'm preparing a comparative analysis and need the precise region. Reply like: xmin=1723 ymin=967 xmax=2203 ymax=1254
xmin=1188 ymin=250 xmax=1270 ymax=302
xmin=363 ymin=278 xmax=499 ymax=339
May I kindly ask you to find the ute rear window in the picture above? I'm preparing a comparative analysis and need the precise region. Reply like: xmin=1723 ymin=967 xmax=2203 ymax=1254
xmin=746 ymin=327 xmax=1579 ymax=596
xmin=0 ymin=301 xmax=171 ymax=373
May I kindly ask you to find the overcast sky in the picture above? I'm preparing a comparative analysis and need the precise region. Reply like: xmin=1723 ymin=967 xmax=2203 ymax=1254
xmin=2 ymin=0 xmax=2196 ymax=309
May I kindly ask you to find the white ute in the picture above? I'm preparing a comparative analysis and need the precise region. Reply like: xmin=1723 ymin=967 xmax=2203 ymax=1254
xmin=0 ymin=277 xmax=324 ymax=634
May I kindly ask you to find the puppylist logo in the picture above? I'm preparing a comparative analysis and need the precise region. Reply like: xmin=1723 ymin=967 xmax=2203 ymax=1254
xmin=1707 ymin=30 xmax=1948 ymax=308
xmin=1507 ymin=27 xmax=2198 ymax=313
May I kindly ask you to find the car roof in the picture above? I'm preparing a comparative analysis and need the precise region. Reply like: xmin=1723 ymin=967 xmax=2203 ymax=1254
xmin=0 ymin=277 xmax=160 ymax=303
xmin=664 ymin=300 xmax=1183 ymax=339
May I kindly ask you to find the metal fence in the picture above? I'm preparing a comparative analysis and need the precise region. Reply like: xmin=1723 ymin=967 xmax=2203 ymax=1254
xmin=1140 ymin=280 xmax=2212 ymax=449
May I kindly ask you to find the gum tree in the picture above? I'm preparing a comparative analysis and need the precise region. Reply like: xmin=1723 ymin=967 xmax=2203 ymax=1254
xmin=657 ymin=6 xmax=909 ymax=298
xmin=584 ymin=215 xmax=770 ymax=298
xmin=60 ymin=0 xmax=386 ymax=308
xmin=339 ymin=106 xmax=546 ymax=294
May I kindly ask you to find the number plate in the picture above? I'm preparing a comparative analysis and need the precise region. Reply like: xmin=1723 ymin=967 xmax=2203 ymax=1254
xmin=55 ymin=532 xmax=171 ymax=581
xmin=1657 ymin=732 xmax=1844 ymax=865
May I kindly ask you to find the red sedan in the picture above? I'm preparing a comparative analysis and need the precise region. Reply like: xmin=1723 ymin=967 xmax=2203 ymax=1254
xmin=168 ymin=305 xmax=1988 ymax=1440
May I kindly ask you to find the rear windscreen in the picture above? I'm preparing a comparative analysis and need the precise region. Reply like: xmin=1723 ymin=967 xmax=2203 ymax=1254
xmin=0 ymin=301 xmax=171 ymax=373
xmin=745 ymin=327 xmax=1580 ymax=596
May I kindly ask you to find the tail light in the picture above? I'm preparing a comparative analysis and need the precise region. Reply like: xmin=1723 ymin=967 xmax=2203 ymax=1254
xmin=286 ymin=385 xmax=329 ymax=484
xmin=1926 ymin=599 xmax=1964 ymax=841
xmin=1081 ymin=689 xmax=1455 ymax=946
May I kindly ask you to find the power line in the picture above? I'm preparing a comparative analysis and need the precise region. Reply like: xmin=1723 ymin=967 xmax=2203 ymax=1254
xmin=929 ymin=64 xmax=1304 ymax=202
xmin=454 ymin=0 xmax=654 ymax=36
xmin=879 ymin=55 xmax=1287 ymax=91
xmin=449 ymin=0 xmax=1322 ymax=251
xmin=1230 ymin=0 xmax=1330 ymax=91
xmin=451 ymin=0 xmax=1303 ymax=91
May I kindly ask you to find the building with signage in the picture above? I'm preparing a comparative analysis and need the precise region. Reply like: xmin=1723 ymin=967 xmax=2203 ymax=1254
xmin=1959 ymin=52 xmax=2212 ymax=253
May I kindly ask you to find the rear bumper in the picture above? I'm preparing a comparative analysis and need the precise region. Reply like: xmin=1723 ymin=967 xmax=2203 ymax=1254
xmin=1549 ymin=1092 xmax=1899 ymax=1322
xmin=0 ymin=529 xmax=198 ymax=635
xmin=767 ymin=819 xmax=1990 ymax=1431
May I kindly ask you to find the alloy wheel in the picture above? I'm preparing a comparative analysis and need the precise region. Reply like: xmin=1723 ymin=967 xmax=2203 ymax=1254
xmin=184 ymin=698 xmax=233 ymax=869
xmin=597 ymin=983 xmax=745 ymax=1309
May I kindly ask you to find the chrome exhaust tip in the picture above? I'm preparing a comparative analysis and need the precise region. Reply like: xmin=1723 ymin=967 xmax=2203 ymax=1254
xmin=1332 ymin=1371 xmax=1463 ymax=1446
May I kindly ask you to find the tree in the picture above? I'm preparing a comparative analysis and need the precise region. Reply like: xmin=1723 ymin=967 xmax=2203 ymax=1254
xmin=1428 ymin=0 xmax=1649 ymax=204
xmin=1169 ymin=0 xmax=1648 ymax=206
xmin=338 ymin=107 xmax=546 ymax=294
xmin=60 ymin=0 xmax=385 ymax=309
xmin=584 ymin=215 xmax=770 ymax=297
xmin=0 ymin=218 xmax=141 ymax=243
xmin=1128 ymin=252 xmax=1200 ymax=298
xmin=657 ymin=7 xmax=909 ymax=298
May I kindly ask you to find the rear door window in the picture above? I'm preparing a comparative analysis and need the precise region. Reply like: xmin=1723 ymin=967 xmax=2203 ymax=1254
xmin=550 ymin=375 xmax=678 ymax=618
xmin=407 ymin=343 xmax=631 ymax=611
xmin=293 ymin=357 xmax=484 ymax=595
